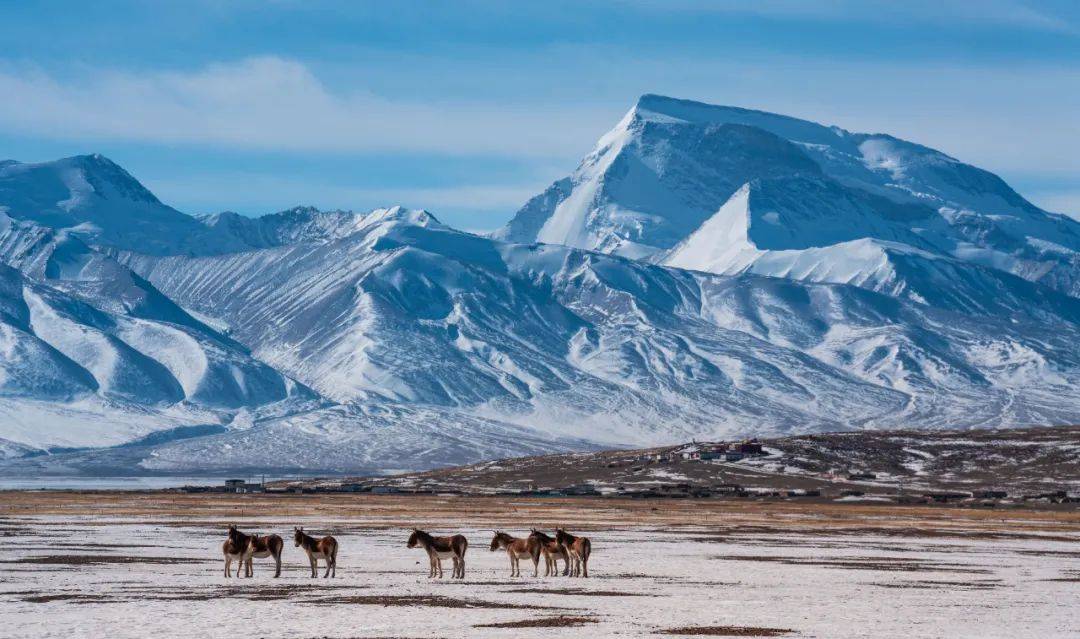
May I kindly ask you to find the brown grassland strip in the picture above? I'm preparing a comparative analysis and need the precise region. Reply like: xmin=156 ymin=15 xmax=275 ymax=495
xmin=504 ymin=586 xmax=653 ymax=596
xmin=0 ymin=493 xmax=1077 ymax=538
xmin=307 ymin=594 xmax=562 ymax=609
xmin=473 ymin=615 xmax=597 ymax=628
xmin=4 ymin=554 xmax=206 ymax=565
xmin=657 ymin=626 xmax=794 ymax=636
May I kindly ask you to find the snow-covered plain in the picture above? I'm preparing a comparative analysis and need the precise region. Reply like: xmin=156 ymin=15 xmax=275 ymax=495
xmin=1 ymin=509 xmax=1077 ymax=638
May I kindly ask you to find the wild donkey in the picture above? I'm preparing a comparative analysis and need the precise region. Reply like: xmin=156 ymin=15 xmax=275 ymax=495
xmin=529 ymin=528 xmax=569 ymax=577
xmin=225 ymin=525 xmax=283 ymax=578
xmin=555 ymin=528 xmax=592 ymax=578
xmin=294 ymin=527 xmax=338 ymax=578
xmin=407 ymin=528 xmax=468 ymax=579
xmin=489 ymin=531 xmax=541 ymax=577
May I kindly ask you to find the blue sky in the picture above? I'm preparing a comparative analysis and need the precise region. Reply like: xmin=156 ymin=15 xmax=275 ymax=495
xmin=1 ymin=1 xmax=1078 ymax=229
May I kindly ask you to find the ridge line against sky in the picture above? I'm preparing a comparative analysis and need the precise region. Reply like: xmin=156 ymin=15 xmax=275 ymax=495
xmin=1 ymin=0 xmax=1077 ymax=229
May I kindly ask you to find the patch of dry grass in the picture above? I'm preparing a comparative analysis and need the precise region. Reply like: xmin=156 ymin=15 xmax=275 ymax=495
xmin=658 ymin=626 xmax=793 ymax=636
xmin=473 ymin=615 xmax=597 ymax=628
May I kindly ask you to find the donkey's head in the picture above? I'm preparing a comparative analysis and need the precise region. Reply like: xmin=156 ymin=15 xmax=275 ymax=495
xmin=293 ymin=527 xmax=304 ymax=547
xmin=406 ymin=528 xmax=422 ymax=548
xmin=489 ymin=531 xmax=505 ymax=551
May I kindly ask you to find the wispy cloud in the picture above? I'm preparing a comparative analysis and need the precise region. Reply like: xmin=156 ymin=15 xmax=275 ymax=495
xmin=0 ymin=56 xmax=610 ymax=157
xmin=2 ymin=51 xmax=1078 ymax=217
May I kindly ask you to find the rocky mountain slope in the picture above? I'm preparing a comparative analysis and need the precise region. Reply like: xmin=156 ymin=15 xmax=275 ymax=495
xmin=335 ymin=425 xmax=1080 ymax=498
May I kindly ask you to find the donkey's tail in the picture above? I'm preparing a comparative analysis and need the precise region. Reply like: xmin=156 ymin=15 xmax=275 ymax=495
xmin=582 ymin=538 xmax=592 ymax=562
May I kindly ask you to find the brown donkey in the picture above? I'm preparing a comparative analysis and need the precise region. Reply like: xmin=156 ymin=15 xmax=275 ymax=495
xmin=226 ymin=525 xmax=284 ymax=578
xmin=555 ymin=528 xmax=591 ymax=578
xmin=222 ymin=526 xmax=246 ymax=578
xmin=294 ymin=527 xmax=338 ymax=578
xmin=529 ymin=528 xmax=569 ymax=577
xmin=407 ymin=528 xmax=468 ymax=579
xmin=489 ymin=531 xmax=541 ymax=577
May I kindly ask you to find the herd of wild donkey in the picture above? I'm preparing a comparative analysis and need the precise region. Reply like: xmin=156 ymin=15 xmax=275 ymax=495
xmin=223 ymin=526 xmax=592 ymax=579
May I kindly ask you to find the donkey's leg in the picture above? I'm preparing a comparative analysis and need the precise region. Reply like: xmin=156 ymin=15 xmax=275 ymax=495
xmin=436 ymin=557 xmax=444 ymax=579
xmin=458 ymin=555 xmax=465 ymax=579
xmin=309 ymin=554 xmax=317 ymax=578
xmin=274 ymin=552 xmax=281 ymax=578
xmin=224 ymin=556 xmax=231 ymax=578
xmin=323 ymin=554 xmax=331 ymax=578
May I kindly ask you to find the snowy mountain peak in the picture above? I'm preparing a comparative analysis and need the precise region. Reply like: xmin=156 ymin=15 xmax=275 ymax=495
xmin=500 ymin=95 xmax=1080 ymax=301
xmin=0 ymin=155 xmax=254 ymax=256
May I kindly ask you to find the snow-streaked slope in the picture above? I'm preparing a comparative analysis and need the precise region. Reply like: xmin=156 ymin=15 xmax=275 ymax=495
xmin=499 ymin=95 xmax=1080 ymax=300
xmin=122 ymin=213 xmax=1080 ymax=448
xmin=0 ymin=220 xmax=314 ymax=455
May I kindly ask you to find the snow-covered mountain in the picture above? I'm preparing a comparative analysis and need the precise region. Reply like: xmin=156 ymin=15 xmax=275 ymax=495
xmin=2 ymin=95 xmax=1080 ymax=475
xmin=118 ymin=208 xmax=1080 ymax=453
xmin=0 ymin=154 xmax=254 ymax=255
xmin=0 ymin=215 xmax=316 ymax=453
xmin=497 ymin=95 xmax=1080 ymax=304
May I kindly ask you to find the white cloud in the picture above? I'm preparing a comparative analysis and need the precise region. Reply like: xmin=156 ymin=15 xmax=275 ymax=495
xmin=0 ymin=57 xmax=610 ymax=157
xmin=2 ymin=53 xmax=1077 ymax=197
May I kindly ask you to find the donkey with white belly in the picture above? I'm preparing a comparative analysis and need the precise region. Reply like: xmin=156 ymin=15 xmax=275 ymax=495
xmin=407 ymin=528 xmax=468 ymax=579
xmin=294 ymin=527 xmax=338 ymax=578
xmin=489 ymin=531 xmax=541 ymax=577
xmin=224 ymin=525 xmax=284 ymax=578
